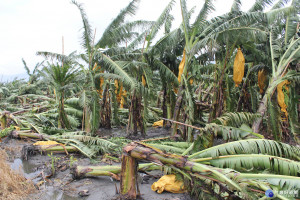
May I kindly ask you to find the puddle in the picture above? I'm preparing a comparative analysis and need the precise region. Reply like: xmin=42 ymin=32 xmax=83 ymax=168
xmin=10 ymin=158 xmax=84 ymax=200
xmin=10 ymin=158 xmax=41 ymax=181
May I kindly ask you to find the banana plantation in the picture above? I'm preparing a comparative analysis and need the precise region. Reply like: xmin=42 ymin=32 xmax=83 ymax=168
xmin=0 ymin=0 xmax=299 ymax=199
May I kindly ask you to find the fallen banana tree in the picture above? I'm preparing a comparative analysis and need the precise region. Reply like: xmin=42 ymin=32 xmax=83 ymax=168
xmin=72 ymin=139 xmax=300 ymax=183
xmin=119 ymin=142 xmax=300 ymax=199
xmin=72 ymin=139 xmax=300 ymax=179
xmin=21 ymin=144 xmax=78 ymax=160
xmin=10 ymin=130 xmax=50 ymax=140
xmin=0 ymin=129 xmax=78 ymax=159
xmin=1 ymin=128 xmax=120 ymax=159
xmin=72 ymin=163 xmax=160 ymax=179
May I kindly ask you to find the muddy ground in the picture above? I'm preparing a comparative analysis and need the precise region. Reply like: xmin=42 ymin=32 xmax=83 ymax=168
xmin=0 ymin=128 xmax=192 ymax=200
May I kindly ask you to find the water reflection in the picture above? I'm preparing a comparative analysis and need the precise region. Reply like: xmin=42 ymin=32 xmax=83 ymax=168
xmin=10 ymin=158 xmax=40 ymax=182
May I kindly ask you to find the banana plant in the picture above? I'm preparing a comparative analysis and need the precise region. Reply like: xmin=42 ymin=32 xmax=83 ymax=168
xmin=251 ymin=0 xmax=300 ymax=135
xmin=41 ymin=63 xmax=79 ymax=129
xmin=70 ymin=0 xmax=142 ymax=133
xmin=122 ymin=0 xmax=176 ymax=135
xmin=170 ymin=0 xmax=216 ymax=141
xmin=21 ymin=58 xmax=44 ymax=85
xmin=95 ymin=0 xmax=177 ymax=135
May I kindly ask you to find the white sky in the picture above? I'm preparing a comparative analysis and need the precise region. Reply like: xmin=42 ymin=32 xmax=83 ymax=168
xmin=0 ymin=0 xmax=255 ymax=77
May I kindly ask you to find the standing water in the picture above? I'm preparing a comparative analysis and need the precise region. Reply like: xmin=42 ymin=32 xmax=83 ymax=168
xmin=10 ymin=158 xmax=85 ymax=200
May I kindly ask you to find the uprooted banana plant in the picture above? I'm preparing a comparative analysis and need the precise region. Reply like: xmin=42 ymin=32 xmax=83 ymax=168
xmin=119 ymin=141 xmax=300 ymax=199
xmin=2 ymin=128 xmax=124 ymax=159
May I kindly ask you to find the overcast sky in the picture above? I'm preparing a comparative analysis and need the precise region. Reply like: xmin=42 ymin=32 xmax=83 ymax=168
xmin=0 ymin=0 xmax=255 ymax=78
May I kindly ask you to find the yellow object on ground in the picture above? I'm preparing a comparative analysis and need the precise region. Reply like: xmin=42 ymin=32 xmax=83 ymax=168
xmin=258 ymin=69 xmax=267 ymax=94
xmin=14 ymin=126 xmax=20 ymax=131
xmin=178 ymin=50 xmax=186 ymax=84
xmin=152 ymin=120 xmax=164 ymax=127
xmin=277 ymin=80 xmax=290 ymax=119
xmin=33 ymin=141 xmax=60 ymax=146
xmin=151 ymin=174 xmax=185 ymax=194
xmin=233 ymin=48 xmax=245 ymax=87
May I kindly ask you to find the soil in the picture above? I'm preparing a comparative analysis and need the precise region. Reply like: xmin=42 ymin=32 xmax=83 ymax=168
xmin=0 ymin=127 xmax=192 ymax=200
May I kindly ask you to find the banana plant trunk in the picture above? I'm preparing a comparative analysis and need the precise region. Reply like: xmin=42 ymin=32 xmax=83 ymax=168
xmin=172 ymin=52 xmax=192 ymax=137
xmin=128 ymin=92 xmax=145 ymax=136
xmin=172 ymin=85 xmax=184 ymax=136
xmin=10 ymin=130 xmax=49 ymax=140
xmin=58 ymin=90 xmax=70 ymax=129
xmin=83 ymin=106 xmax=91 ymax=132
xmin=252 ymin=94 xmax=268 ymax=133
xmin=101 ymin=85 xmax=111 ymax=129
xmin=252 ymin=76 xmax=278 ymax=133
xmin=72 ymin=163 xmax=159 ymax=179
xmin=123 ymin=142 xmax=190 ymax=170
xmin=21 ymin=144 xmax=77 ymax=160
xmin=120 ymin=154 xmax=140 ymax=199
xmin=0 ymin=115 xmax=7 ymax=129
xmin=162 ymin=87 xmax=167 ymax=127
